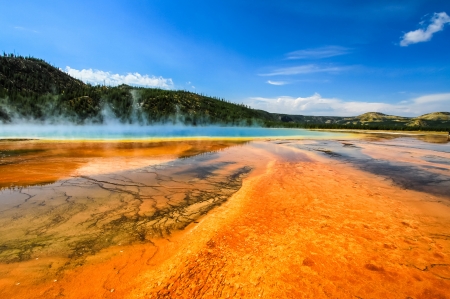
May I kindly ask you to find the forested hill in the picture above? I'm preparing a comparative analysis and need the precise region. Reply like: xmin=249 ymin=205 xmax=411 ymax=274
xmin=0 ymin=55 xmax=85 ymax=94
xmin=0 ymin=54 xmax=449 ymax=131
xmin=0 ymin=54 xmax=270 ymax=125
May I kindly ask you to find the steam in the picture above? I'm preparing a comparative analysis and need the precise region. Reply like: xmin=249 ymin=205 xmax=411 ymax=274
xmin=0 ymin=88 xmax=286 ymax=140
xmin=1 ymin=91 xmax=146 ymax=126
xmin=0 ymin=92 xmax=343 ymax=139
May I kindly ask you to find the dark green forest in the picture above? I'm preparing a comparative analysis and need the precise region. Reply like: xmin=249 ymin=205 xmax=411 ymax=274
xmin=1 ymin=54 xmax=449 ymax=131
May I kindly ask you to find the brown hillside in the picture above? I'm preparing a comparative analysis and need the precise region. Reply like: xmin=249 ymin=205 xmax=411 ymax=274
xmin=355 ymin=112 xmax=408 ymax=122
xmin=416 ymin=112 xmax=450 ymax=121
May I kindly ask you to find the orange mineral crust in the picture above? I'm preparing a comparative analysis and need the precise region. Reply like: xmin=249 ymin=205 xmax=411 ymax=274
xmin=129 ymin=160 xmax=450 ymax=298
xmin=0 ymin=140 xmax=245 ymax=188
xmin=1 ymin=137 xmax=449 ymax=298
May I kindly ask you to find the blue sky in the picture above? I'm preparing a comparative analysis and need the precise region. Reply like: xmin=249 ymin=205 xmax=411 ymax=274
xmin=1 ymin=0 xmax=450 ymax=116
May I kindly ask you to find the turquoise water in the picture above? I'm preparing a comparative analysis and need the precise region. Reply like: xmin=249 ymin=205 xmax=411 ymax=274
xmin=0 ymin=124 xmax=349 ymax=140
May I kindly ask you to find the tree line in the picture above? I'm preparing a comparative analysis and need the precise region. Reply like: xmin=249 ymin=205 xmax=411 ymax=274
xmin=1 ymin=54 xmax=449 ymax=131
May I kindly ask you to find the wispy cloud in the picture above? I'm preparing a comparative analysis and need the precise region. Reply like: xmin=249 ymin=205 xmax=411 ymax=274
xmin=400 ymin=12 xmax=450 ymax=46
xmin=286 ymin=46 xmax=351 ymax=59
xmin=65 ymin=67 xmax=174 ymax=88
xmin=259 ymin=64 xmax=350 ymax=76
xmin=186 ymin=81 xmax=196 ymax=89
xmin=267 ymin=80 xmax=289 ymax=86
xmin=412 ymin=93 xmax=450 ymax=104
xmin=246 ymin=93 xmax=450 ymax=116
xmin=14 ymin=26 xmax=38 ymax=33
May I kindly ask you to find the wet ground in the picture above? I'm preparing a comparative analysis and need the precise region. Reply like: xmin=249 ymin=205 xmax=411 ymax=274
xmin=0 ymin=133 xmax=449 ymax=298
xmin=286 ymin=137 xmax=450 ymax=200
xmin=0 ymin=140 xmax=247 ymax=189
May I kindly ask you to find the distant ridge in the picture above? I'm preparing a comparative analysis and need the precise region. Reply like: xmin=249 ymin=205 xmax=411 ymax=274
xmin=417 ymin=112 xmax=450 ymax=121
xmin=0 ymin=54 xmax=449 ymax=131
xmin=355 ymin=112 xmax=407 ymax=122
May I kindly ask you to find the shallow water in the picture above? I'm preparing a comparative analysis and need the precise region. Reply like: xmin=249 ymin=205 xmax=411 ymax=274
xmin=1 ymin=133 xmax=450 ymax=297
xmin=0 ymin=125 xmax=349 ymax=140
xmin=287 ymin=138 xmax=450 ymax=199
xmin=0 ymin=140 xmax=247 ymax=189
xmin=0 ymin=149 xmax=251 ymax=264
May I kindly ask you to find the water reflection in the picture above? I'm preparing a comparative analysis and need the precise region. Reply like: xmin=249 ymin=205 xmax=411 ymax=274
xmin=357 ymin=132 xmax=450 ymax=144
xmin=0 ymin=140 xmax=247 ymax=189
xmin=287 ymin=137 xmax=450 ymax=199
xmin=0 ymin=125 xmax=349 ymax=139
xmin=0 ymin=143 xmax=255 ymax=267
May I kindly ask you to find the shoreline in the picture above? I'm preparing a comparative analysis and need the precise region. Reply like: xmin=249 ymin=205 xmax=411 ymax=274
xmin=1 ymin=127 xmax=448 ymax=143
xmin=313 ymin=128 xmax=449 ymax=135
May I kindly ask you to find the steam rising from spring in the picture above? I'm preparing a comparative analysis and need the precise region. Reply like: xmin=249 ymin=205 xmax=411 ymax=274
xmin=0 ymin=88 xmax=347 ymax=140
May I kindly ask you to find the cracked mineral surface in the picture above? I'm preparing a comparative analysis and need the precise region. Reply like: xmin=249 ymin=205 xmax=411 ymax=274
xmin=0 ymin=133 xmax=450 ymax=298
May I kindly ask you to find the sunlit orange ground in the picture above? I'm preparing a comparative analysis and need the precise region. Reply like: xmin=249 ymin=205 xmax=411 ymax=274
xmin=0 ymin=140 xmax=245 ymax=188
xmin=1 ymin=136 xmax=450 ymax=298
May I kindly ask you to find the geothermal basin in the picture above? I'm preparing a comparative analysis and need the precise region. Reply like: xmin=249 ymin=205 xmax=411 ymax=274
xmin=0 ymin=129 xmax=449 ymax=298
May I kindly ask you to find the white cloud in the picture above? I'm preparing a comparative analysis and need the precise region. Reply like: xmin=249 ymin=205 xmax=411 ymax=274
xmin=259 ymin=64 xmax=350 ymax=76
xmin=267 ymin=80 xmax=289 ymax=86
xmin=412 ymin=93 xmax=450 ymax=104
xmin=400 ymin=12 xmax=450 ymax=46
xmin=65 ymin=67 xmax=174 ymax=89
xmin=246 ymin=92 xmax=450 ymax=116
xmin=286 ymin=46 xmax=351 ymax=59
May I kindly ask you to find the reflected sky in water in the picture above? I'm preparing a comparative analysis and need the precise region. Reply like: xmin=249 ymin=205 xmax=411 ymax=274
xmin=0 ymin=125 xmax=349 ymax=140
